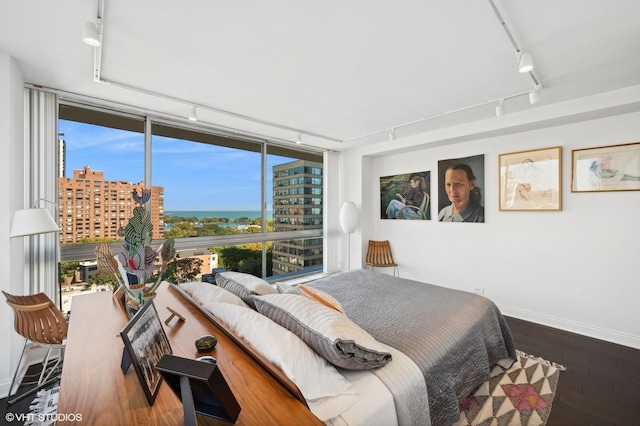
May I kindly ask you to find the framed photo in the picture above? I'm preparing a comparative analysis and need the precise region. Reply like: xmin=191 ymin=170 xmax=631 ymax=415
xmin=380 ymin=171 xmax=431 ymax=220
xmin=499 ymin=147 xmax=562 ymax=211
xmin=571 ymin=142 xmax=640 ymax=192
xmin=437 ymin=154 xmax=485 ymax=222
xmin=120 ymin=301 xmax=172 ymax=405
xmin=112 ymin=284 xmax=129 ymax=321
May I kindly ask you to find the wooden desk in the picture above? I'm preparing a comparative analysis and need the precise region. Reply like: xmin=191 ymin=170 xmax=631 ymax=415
xmin=56 ymin=283 xmax=322 ymax=425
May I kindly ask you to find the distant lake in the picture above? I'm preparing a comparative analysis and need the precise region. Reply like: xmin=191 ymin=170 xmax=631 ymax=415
xmin=164 ymin=210 xmax=272 ymax=222
xmin=164 ymin=210 xmax=272 ymax=230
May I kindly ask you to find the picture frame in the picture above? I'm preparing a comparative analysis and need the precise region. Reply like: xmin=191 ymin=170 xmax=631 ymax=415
xmin=571 ymin=142 xmax=640 ymax=192
xmin=120 ymin=300 xmax=172 ymax=405
xmin=437 ymin=154 xmax=485 ymax=222
xmin=380 ymin=171 xmax=431 ymax=220
xmin=499 ymin=146 xmax=562 ymax=211
xmin=112 ymin=284 xmax=129 ymax=321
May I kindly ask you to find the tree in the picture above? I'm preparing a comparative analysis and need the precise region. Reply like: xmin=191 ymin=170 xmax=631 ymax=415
xmin=217 ymin=245 xmax=273 ymax=277
xmin=89 ymin=268 xmax=120 ymax=290
xmin=162 ymin=257 xmax=203 ymax=283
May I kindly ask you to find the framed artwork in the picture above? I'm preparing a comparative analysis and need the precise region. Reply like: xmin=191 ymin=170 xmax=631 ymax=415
xmin=437 ymin=154 xmax=485 ymax=222
xmin=499 ymin=146 xmax=562 ymax=211
xmin=571 ymin=142 xmax=640 ymax=192
xmin=120 ymin=301 xmax=172 ymax=405
xmin=112 ymin=284 xmax=129 ymax=321
xmin=380 ymin=171 xmax=431 ymax=220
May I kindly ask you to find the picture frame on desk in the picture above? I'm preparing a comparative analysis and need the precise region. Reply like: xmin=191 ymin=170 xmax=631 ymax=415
xmin=120 ymin=300 xmax=172 ymax=405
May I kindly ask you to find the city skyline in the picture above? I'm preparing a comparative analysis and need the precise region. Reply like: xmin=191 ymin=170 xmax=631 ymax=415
xmin=59 ymin=119 xmax=294 ymax=211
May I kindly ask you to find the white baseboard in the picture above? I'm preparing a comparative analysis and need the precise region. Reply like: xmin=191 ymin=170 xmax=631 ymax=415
xmin=499 ymin=304 xmax=640 ymax=350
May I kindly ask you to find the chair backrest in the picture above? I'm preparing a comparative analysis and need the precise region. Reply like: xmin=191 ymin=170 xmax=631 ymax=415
xmin=3 ymin=291 xmax=68 ymax=346
xmin=419 ymin=192 xmax=430 ymax=217
xmin=365 ymin=240 xmax=397 ymax=267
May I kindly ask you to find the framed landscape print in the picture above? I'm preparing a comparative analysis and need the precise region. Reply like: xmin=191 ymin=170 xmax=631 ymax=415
xmin=571 ymin=142 xmax=640 ymax=192
xmin=120 ymin=301 xmax=172 ymax=405
xmin=380 ymin=171 xmax=431 ymax=220
xmin=499 ymin=146 xmax=562 ymax=211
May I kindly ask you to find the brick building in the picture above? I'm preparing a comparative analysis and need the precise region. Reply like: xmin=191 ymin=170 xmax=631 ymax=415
xmin=58 ymin=166 xmax=164 ymax=244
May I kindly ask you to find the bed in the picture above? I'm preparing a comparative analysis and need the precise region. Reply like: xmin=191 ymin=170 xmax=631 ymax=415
xmin=171 ymin=269 xmax=516 ymax=426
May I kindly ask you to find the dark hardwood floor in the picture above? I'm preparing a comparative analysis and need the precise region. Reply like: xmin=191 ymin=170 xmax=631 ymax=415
xmin=505 ymin=316 xmax=640 ymax=426
xmin=2 ymin=318 xmax=638 ymax=425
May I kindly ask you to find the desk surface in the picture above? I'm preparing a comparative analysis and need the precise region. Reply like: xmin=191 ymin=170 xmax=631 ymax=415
xmin=56 ymin=283 xmax=322 ymax=425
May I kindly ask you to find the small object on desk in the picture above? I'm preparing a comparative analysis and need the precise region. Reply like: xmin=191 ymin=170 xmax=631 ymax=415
xmin=165 ymin=306 xmax=186 ymax=325
xmin=196 ymin=334 xmax=217 ymax=352
xmin=196 ymin=355 xmax=217 ymax=364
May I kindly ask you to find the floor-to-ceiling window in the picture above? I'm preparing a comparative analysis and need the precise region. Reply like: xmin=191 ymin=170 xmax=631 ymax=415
xmin=57 ymin=102 xmax=323 ymax=310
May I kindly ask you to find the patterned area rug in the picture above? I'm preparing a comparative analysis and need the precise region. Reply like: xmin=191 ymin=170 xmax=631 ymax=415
xmin=457 ymin=350 xmax=566 ymax=426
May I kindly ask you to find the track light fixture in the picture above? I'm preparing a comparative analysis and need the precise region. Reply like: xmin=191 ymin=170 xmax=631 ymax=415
xmin=496 ymin=99 xmax=505 ymax=117
xmin=296 ymin=133 xmax=303 ymax=144
xmin=188 ymin=107 xmax=198 ymax=121
xmin=82 ymin=20 xmax=102 ymax=47
xmin=529 ymin=85 xmax=541 ymax=105
xmin=517 ymin=51 xmax=534 ymax=73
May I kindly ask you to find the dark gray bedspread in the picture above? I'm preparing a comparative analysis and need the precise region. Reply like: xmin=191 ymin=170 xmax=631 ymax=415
xmin=308 ymin=269 xmax=516 ymax=426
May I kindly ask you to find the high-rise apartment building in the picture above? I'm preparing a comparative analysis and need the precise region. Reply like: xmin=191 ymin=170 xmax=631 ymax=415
xmin=271 ymin=160 xmax=323 ymax=276
xmin=58 ymin=166 xmax=164 ymax=244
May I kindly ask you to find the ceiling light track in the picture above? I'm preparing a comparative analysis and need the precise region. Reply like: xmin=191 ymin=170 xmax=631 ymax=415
xmin=342 ymin=89 xmax=531 ymax=143
xmin=30 ymin=83 xmax=326 ymax=155
xmin=95 ymin=76 xmax=340 ymax=144
xmin=84 ymin=0 xmax=339 ymax=146
xmin=487 ymin=0 xmax=540 ymax=87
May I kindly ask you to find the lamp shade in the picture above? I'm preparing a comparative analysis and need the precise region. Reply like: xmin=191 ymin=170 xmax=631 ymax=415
xmin=339 ymin=201 xmax=359 ymax=234
xmin=518 ymin=52 xmax=533 ymax=73
xmin=10 ymin=208 xmax=59 ymax=238
xmin=83 ymin=21 xmax=101 ymax=46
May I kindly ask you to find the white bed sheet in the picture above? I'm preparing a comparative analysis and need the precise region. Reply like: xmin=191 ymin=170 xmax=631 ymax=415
xmin=326 ymin=369 xmax=397 ymax=426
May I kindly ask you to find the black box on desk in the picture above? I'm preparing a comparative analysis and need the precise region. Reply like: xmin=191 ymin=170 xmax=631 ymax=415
xmin=156 ymin=354 xmax=241 ymax=424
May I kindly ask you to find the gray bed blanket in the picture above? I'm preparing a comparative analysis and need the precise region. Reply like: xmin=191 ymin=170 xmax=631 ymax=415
xmin=308 ymin=269 xmax=516 ymax=426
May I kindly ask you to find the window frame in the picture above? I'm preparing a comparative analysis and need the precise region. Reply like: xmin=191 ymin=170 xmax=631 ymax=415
xmin=58 ymin=100 xmax=324 ymax=280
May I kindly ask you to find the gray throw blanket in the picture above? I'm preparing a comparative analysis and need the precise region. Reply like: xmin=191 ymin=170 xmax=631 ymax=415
xmin=308 ymin=270 xmax=516 ymax=426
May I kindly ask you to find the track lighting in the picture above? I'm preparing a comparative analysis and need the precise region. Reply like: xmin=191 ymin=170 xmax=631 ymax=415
xmin=82 ymin=20 xmax=102 ymax=46
xmin=496 ymin=99 xmax=505 ymax=117
xmin=529 ymin=85 xmax=541 ymax=105
xmin=188 ymin=107 xmax=198 ymax=121
xmin=389 ymin=128 xmax=396 ymax=141
xmin=296 ymin=133 xmax=303 ymax=144
xmin=517 ymin=51 xmax=533 ymax=73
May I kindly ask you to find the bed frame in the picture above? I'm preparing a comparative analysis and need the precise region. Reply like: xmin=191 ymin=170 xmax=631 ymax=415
xmin=169 ymin=283 xmax=308 ymax=406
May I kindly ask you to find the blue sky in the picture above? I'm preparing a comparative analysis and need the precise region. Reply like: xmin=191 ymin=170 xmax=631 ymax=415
xmin=59 ymin=120 xmax=292 ymax=210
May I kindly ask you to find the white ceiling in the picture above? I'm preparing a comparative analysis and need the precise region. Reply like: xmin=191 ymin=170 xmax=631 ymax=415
xmin=2 ymin=1 xmax=640 ymax=151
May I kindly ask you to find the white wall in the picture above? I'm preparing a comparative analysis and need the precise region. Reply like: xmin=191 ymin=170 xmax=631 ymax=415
xmin=340 ymin=90 xmax=640 ymax=350
xmin=0 ymin=53 xmax=27 ymax=397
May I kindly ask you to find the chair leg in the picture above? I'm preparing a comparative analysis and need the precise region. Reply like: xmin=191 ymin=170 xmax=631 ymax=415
xmin=7 ymin=345 xmax=64 ymax=406
xmin=7 ymin=339 xmax=28 ymax=402
xmin=38 ymin=347 xmax=63 ymax=386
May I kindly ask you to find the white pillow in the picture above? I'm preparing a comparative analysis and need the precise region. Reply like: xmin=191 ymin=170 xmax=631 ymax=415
xmin=204 ymin=302 xmax=358 ymax=421
xmin=179 ymin=281 xmax=249 ymax=308
xmin=216 ymin=271 xmax=277 ymax=309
